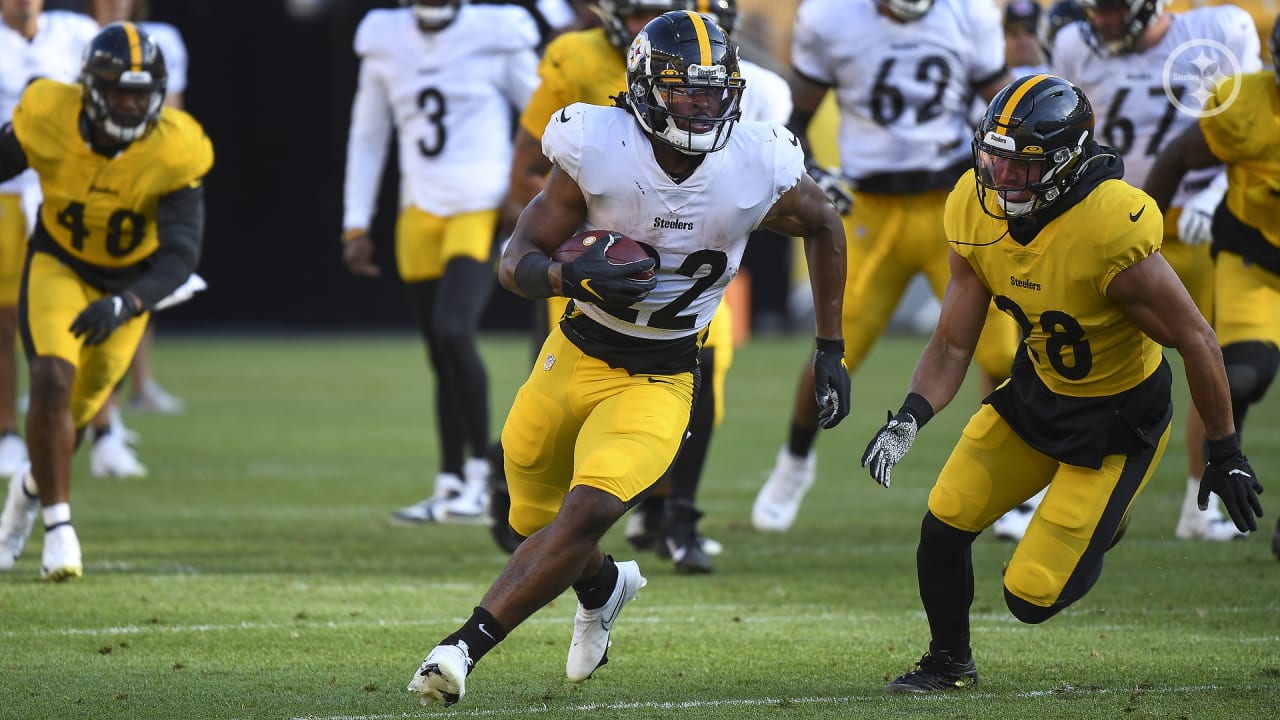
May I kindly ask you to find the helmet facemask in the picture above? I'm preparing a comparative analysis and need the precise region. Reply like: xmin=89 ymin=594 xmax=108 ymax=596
xmin=80 ymin=23 xmax=167 ymax=144
xmin=972 ymin=75 xmax=1094 ymax=220
xmin=625 ymin=13 xmax=744 ymax=155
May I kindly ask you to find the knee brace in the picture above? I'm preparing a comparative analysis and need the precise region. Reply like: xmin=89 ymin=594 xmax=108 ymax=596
xmin=1221 ymin=341 xmax=1280 ymax=432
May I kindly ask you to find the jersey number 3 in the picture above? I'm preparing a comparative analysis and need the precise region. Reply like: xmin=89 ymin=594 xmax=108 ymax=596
xmin=56 ymin=202 xmax=146 ymax=258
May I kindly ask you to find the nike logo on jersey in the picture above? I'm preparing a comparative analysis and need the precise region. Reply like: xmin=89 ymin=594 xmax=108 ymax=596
xmin=578 ymin=278 xmax=603 ymax=301
xmin=1129 ymin=206 xmax=1145 ymax=222
xmin=559 ymin=107 xmax=571 ymax=123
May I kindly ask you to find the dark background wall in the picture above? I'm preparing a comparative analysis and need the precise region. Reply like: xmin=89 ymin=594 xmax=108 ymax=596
xmin=48 ymin=0 xmax=535 ymax=332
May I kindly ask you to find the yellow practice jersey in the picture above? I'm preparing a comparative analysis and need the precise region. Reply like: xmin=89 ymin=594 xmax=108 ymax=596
xmin=519 ymin=27 xmax=625 ymax=141
xmin=12 ymin=78 xmax=213 ymax=269
xmin=945 ymin=170 xmax=1166 ymax=399
xmin=1200 ymin=71 xmax=1280 ymax=249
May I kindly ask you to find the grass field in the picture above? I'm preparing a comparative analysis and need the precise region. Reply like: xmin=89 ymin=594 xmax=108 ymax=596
xmin=0 ymin=332 xmax=1277 ymax=720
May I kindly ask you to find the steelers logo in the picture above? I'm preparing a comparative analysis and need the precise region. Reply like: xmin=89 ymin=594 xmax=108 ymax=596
xmin=1161 ymin=38 xmax=1244 ymax=119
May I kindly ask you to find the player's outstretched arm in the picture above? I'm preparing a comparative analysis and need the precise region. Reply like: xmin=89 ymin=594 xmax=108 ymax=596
xmin=1144 ymin=122 xmax=1220 ymax=213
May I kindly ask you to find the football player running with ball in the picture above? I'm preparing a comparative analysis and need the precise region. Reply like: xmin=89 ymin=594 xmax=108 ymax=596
xmin=406 ymin=10 xmax=849 ymax=706
xmin=0 ymin=22 xmax=213 ymax=580
xmin=862 ymin=74 xmax=1262 ymax=693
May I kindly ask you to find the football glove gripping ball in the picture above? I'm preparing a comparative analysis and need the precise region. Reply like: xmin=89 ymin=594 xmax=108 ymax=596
xmin=70 ymin=293 xmax=142 ymax=346
xmin=560 ymin=234 xmax=656 ymax=309
xmin=807 ymin=162 xmax=853 ymax=216
xmin=1200 ymin=434 xmax=1264 ymax=533
xmin=812 ymin=338 xmax=850 ymax=429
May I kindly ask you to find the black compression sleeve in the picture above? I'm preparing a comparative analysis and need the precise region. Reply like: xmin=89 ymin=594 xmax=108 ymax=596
xmin=127 ymin=182 xmax=205 ymax=309
xmin=0 ymin=123 xmax=30 ymax=183
xmin=513 ymin=252 xmax=554 ymax=299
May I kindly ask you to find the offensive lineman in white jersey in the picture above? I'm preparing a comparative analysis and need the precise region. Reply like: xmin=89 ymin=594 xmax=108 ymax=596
xmin=406 ymin=10 xmax=849 ymax=707
xmin=753 ymin=0 xmax=1019 ymax=534
xmin=0 ymin=0 xmax=98 ymax=479
xmin=1053 ymin=0 xmax=1261 ymax=541
xmin=341 ymin=0 xmax=540 ymax=525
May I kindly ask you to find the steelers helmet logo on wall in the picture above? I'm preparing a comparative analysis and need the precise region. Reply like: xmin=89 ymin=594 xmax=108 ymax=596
xmin=972 ymin=74 xmax=1095 ymax=220
xmin=625 ymin=10 xmax=744 ymax=155
xmin=81 ymin=22 xmax=168 ymax=143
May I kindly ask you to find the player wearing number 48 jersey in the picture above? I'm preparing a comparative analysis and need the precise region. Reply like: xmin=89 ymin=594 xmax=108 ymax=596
xmin=1053 ymin=0 xmax=1261 ymax=542
xmin=0 ymin=21 xmax=212 ymax=580
xmin=406 ymin=11 xmax=848 ymax=707
xmin=863 ymin=74 xmax=1262 ymax=693
xmin=340 ymin=0 xmax=540 ymax=526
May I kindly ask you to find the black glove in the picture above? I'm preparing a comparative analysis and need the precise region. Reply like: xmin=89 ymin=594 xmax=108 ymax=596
xmin=860 ymin=393 xmax=934 ymax=488
xmin=812 ymin=338 xmax=850 ymax=429
xmin=560 ymin=235 xmax=656 ymax=309
xmin=69 ymin=293 xmax=142 ymax=346
xmin=807 ymin=162 xmax=853 ymax=216
xmin=1200 ymin=434 xmax=1264 ymax=532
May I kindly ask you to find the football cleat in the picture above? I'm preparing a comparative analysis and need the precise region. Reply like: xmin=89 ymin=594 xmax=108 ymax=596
xmin=0 ymin=433 xmax=29 ymax=477
xmin=885 ymin=649 xmax=979 ymax=694
xmin=752 ymin=447 xmax=815 ymax=532
xmin=0 ymin=464 xmax=39 ymax=570
xmin=441 ymin=458 xmax=490 ymax=524
xmin=624 ymin=495 xmax=665 ymax=552
xmin=659 ymin=499 xmax=713 ymax=574
xmin=41 ymin=523 xmax=83 ymax=582
xmin=389 ymin=473 xmax=463 ymax=525
xmin=128 ymin=379 xmax=185 ymax=414
xmin=566 ymin=560 xmax=646 ymax=682
xmin=1176 ymin=479 xmax=1246 ymax=541
xmin=407 ymin=642 xmax=473 ymax=707
xmin=89 ymin=430 xmax=148 ymax=479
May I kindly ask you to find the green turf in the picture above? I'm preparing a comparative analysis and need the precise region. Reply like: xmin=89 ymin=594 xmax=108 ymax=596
xmin=1 ymin=332 xmax=1276 ymax=720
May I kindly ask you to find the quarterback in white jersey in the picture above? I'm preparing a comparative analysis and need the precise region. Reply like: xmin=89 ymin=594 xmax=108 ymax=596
xmin=340 ymin=0 xmax=540 ymax=528
xmin=0 ymin=3 xmax=98 ymax=478
xmin=1054 ymin=0 xmax=1260 ymax=542
xmin=407 ymin=11 xmax=848 ymax=707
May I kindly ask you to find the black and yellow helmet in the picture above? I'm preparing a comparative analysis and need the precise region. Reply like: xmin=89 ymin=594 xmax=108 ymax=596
xmin=972 ymin=74 xmax=1094 ymax=220
xmin=80 ymin=22 xmax=167 ymax=143
xmin=625 ymin=10 xmax=744 ymax=154
xmin=598 ymin=0 xmax=692 ymax=53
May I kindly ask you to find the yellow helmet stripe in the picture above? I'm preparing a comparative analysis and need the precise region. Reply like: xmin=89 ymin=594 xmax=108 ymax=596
xmin=684 ymin=10 xmax=712 ymax=66
xmin=122 ymin=22 xmax=143 ymax=72
xmin=996 ymin=73 xmax=1052 ymax=127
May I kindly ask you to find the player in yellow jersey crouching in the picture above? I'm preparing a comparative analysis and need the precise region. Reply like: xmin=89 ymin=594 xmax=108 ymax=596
xmin=0 ymin=22 xmax=213 ymax=580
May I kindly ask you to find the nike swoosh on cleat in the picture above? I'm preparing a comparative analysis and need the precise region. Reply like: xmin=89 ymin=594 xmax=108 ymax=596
xmin=599 ymin=576 xmax=631 ymax=630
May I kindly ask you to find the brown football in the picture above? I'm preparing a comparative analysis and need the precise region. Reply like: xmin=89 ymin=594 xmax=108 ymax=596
xmin=552 ymin=230 xmax=655 ymax=280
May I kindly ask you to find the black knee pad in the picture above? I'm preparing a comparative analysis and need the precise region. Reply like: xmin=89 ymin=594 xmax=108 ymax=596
xmin=1221 ymin=341 xmax=1280 ymax=408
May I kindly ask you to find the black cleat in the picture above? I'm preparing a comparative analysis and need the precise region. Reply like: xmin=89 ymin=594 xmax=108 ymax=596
xmin=885 ymin=650 xmax=979 ymax=694
xmin=485 ymin=443 xmax=524 ymax=554
xmin=660 ymin=500 xmax=713 ymax=574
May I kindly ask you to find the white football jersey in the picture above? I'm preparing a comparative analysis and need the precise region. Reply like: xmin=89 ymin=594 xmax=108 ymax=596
xmin=543 ymin=103 xmax=804 ymax=341
xmin=740 ymin=59 xmax=793 ymax=125
xmin=343 ymin=6 xmax=540 ymax=227
xmin=0 ymin=11 xmax=98 ymax=198
xmin=140 ymin=22 xmax=188 ymax=95
xmin=1052 ymin=6 xmax=1261 ymax=206
xmin=791 ymin=0 xmax=1005 ymax=179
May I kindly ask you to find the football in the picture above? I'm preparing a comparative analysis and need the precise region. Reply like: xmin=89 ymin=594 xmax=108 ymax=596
xmin=552 ymin=230 xmax=655 ymax=280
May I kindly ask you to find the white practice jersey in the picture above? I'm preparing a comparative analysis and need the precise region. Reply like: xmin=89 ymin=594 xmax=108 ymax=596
xmin=0 ymin=11 xmax=98 ymax=198
xmin=543 ymin=103 xmax=804 ymax=341
xmin=740 ymin=58 xmax=793 ymax=125
xmin=1053 ymin=6 xmax=1260 ymax=207
xmin=140 ymin=22 xmax=188 ymax=95
xmin=343 ymin=6 xmax=540 ymax=227
xmin=791 ymin=0 xmax=1005 ymax=179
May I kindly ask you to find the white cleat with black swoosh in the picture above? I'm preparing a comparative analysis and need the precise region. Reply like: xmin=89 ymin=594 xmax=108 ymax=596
xmin=566 ymin=560 xmax=646 ymax=682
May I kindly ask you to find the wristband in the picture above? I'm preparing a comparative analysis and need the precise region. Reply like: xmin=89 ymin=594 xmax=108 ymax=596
xmin=1206 ymin=433 xmax=1241 ymax=463
xmin=513 ymin=252 xmax=554 ymax=299
xmin=815 ymin=337 xmax=844 ymax=354
xmin=898 ymin=392 xmax=935 ymax=428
